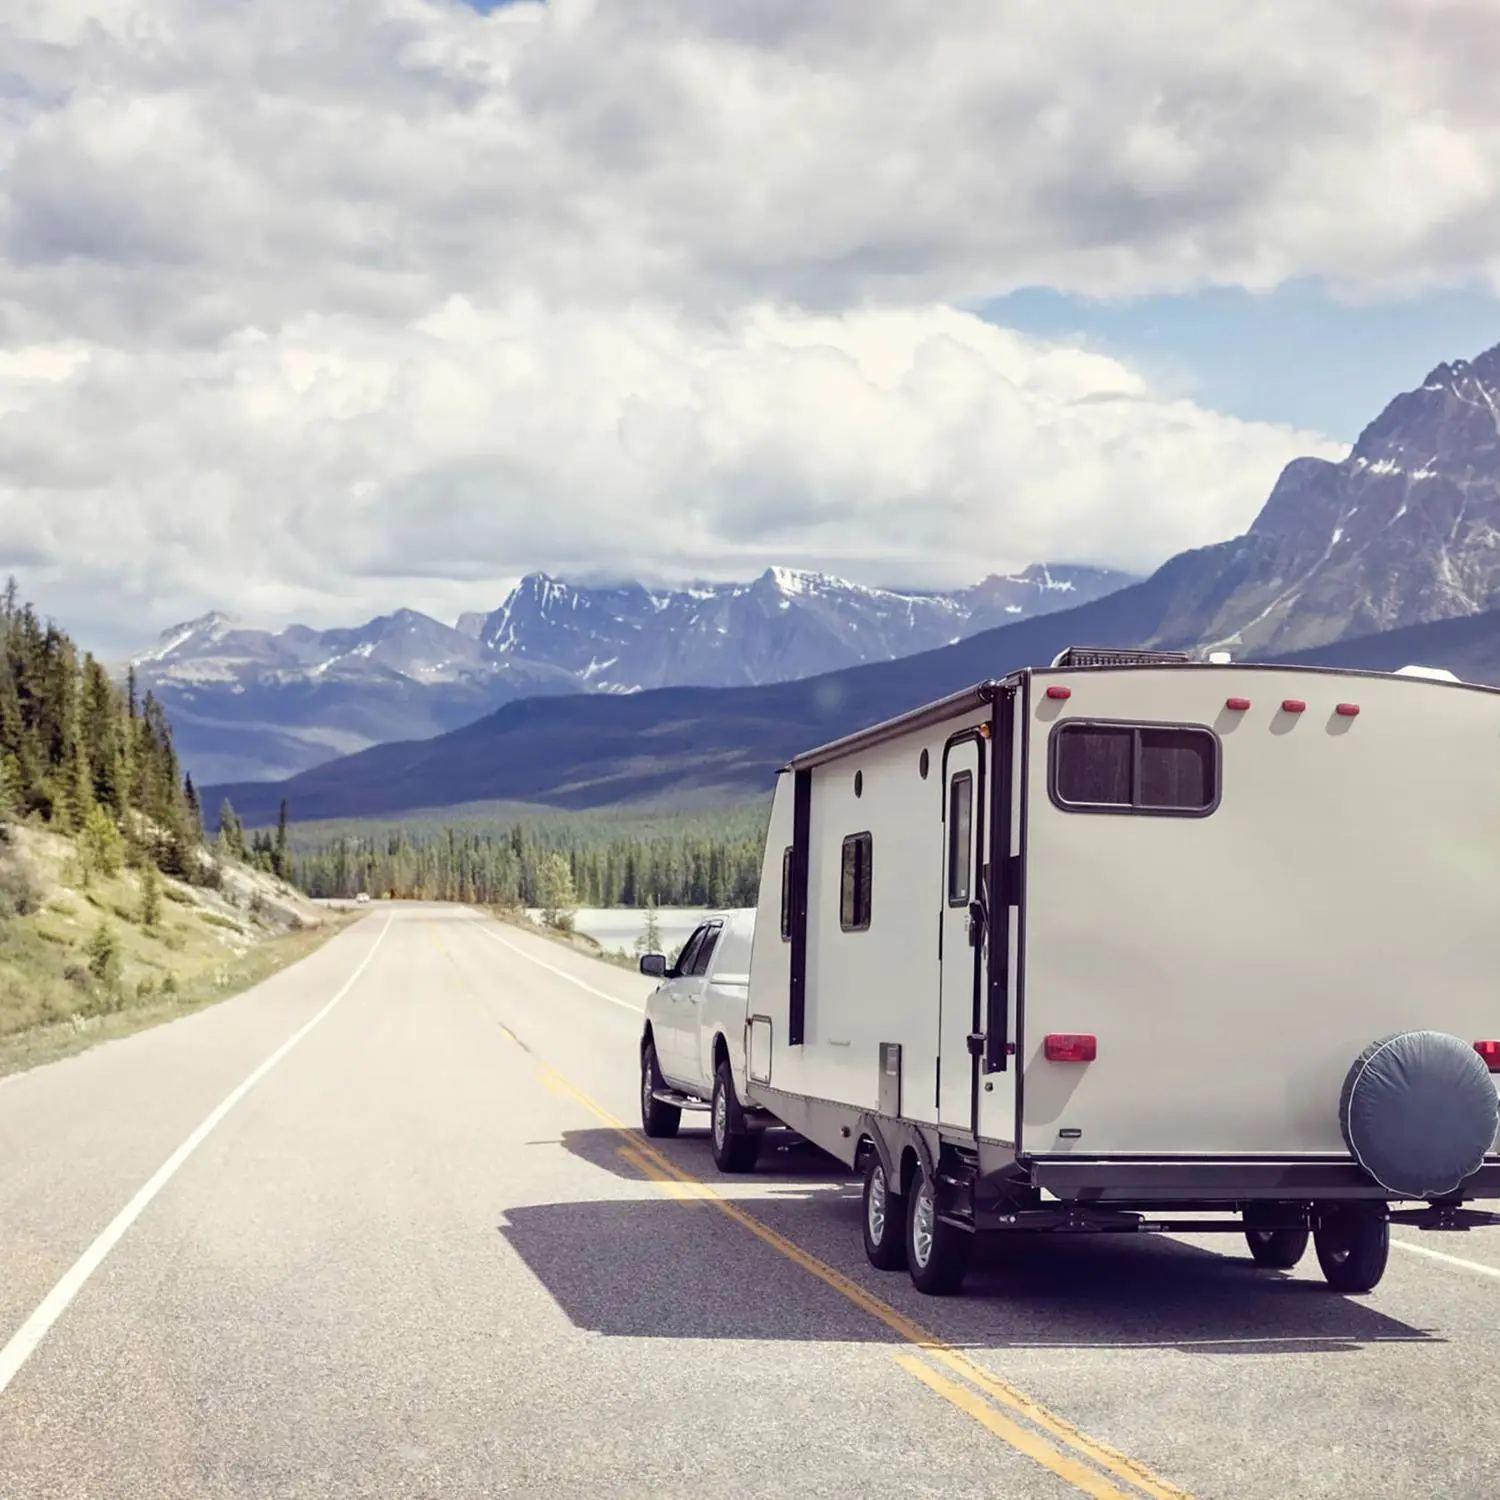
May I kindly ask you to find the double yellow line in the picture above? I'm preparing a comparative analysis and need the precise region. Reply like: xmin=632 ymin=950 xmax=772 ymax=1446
xmin=536 ymin=1063 xmax=1192 ymax=1500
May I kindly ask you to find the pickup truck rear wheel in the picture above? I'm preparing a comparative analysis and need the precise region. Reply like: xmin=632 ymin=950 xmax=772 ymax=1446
xmin=710 ymin=1061 xmax=762 ymax=1174
xmin=861 ymin=1154 xmax=907 ymax=1270
xmin=640 ymin=1039 xmax=681 ymax=1139
xmin=1314 ymin=1205 xmax=1389 ymax=1294
xmin=905 ymin=1163 xmax=971 ymax=1296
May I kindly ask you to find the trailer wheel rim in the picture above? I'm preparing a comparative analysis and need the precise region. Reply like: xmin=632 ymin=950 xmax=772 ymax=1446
xmin=912 ymin=1180 xmax=935 ymax=1269
xmin=713 ymin=1083 xmax=727 ymax=1149
xmin=867 ymin=1164 xmax=887 ymax=1246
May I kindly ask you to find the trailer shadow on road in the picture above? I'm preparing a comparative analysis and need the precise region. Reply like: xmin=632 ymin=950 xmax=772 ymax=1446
xmin=501 ymin=1129 xmax=1439 ymax=1357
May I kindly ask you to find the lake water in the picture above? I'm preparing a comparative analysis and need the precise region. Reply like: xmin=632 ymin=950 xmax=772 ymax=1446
xmin=523 ymin=907 xmax=713 ymax=956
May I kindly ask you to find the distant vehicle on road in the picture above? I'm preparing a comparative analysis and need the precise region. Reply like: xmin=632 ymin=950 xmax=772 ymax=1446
xmin=355 ymin=892 xmax=370 ymax=904
xmin=658 ymin=646 xmax=1500 ymax=1299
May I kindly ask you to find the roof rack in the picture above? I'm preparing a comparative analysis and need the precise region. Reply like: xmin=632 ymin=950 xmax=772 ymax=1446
xmin=1048 ymin=646 xmax=1194 ymax=669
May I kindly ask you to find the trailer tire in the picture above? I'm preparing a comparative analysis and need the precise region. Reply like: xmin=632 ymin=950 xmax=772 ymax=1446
xmin=1244 ymin=1226 xmax=1310 ymax=1270
xmin=862 ymin=1154 xmax=907 ymax=1271
xmin=710 ymin=1061 xmax=762 ymax=1174
xmin=640 ymin=1039 xmax=681 ymax=1139
xmin=1314 ymin=1206 xmax=1389 ymax=1294
xmin=905 ymin=1164 xmax=971 ymax=1296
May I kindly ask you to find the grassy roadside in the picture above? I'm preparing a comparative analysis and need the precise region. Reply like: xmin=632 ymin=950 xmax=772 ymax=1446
xmin=0 ymin=913 xmax=358 ymax=1079
xmin=0 ymin=824 xmax=358 ymax=1080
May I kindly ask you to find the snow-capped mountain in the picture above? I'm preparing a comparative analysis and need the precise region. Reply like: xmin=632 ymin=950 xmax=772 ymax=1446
xmin=471 ymin=563 xmax=1129 ymax=691
xmin=1134 ymin=344 xmax=1500 ymax=655
xmin=128 ymin=562 xmax=1134 ymax=783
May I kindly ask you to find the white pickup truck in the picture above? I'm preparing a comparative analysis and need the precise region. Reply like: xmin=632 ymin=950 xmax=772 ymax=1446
xmin=637 ymin=908 xmax=773 ymax=1172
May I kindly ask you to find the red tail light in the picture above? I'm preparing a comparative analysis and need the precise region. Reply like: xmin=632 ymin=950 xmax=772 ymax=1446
xmin=1225 ymin=697 xmax=1251 ymax=711
xmin=1475 ymin=1040 xmax=1500 ymax=1072
xmin=1281 ymin=699 xmax=1306 ymax=713
xmin=1045 ymin=1033 xmax=1097 ymax=1063
xmin=1336 ymin=703 xmax=1360 ymax=717
xmin=1046 ymin=685 xmax=1072 ymax=700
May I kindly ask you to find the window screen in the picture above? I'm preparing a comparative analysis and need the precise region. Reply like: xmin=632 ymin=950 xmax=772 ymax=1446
xmin=840 ymin=833 xmax=872 ymax=931
xmin=1053 ymin=722 xmax=1217 ymax=814
xmin=780 ymin=845 xmax=794 ymax=941
xmin=947 ymin=772 xmax=973 ymax=905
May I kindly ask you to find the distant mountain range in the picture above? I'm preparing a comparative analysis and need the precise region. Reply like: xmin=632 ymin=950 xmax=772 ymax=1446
xmin=203 ymin=339 xmax=1500 ymax=827
xmin=129 ymin=563 xmax=1134 ymax=783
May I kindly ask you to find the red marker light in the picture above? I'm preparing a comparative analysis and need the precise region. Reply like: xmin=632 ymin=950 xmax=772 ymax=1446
xmin=1475 ymin=1040 xmax=1500 ymax=1072
xmin=1044 ymin=1033 xmax=1097 ymax=1063
xmin=1046 ymin=685 xmax=1072 ymax=700
xmin=1336 ymin=703 xmax=1360 ymax=717
xmin=1225 ymin=696 xmax=1251 ymax=711
xmin=1281 ymin=699 xmax=1306 ymax=713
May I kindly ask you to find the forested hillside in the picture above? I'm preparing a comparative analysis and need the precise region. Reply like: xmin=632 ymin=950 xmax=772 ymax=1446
xmin=286 ymin=803 xmax=773 ymax=908
xmin=1 ymin=580 xmax=203 ymax=872
xmin=0 ymin=581 xmax=336 ymax=1074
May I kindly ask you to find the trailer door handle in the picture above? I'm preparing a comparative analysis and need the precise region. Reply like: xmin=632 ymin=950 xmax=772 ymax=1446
xmin=967 ymin=901 xmax=985 ymax=947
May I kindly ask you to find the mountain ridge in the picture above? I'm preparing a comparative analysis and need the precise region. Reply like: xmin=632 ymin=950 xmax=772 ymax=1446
xmin=201 ymin=338 xmax=1500 ymax=825
xmin=129 ymin=561 xmax=1135 ymax=782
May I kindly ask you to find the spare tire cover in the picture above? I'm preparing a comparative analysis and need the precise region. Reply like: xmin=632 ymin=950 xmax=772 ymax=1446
xmin=1340 ymin=1030 xmax=1499 ymax=1197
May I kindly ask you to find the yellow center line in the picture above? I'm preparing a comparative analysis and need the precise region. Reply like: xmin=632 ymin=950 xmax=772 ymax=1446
xmin=615 ymin=1143 xmax=712 ymax=1203
xmin=892 ymin=1353 xmax=1140 ymax=1500
xmin=533 ymin=1064 xmax=1192 ymax=1500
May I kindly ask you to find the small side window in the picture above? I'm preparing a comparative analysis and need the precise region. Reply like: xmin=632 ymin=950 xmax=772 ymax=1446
xmin=947 ymin=772 xmax=973 ymax=906
xmin=780 ymin=845 xmax=794 ymax=942
xmin=1051 ymin=721 xmax=1218 ymax=815
xmin=689 ymin=924 xmax=721 ymax=976
xmin=840 ymin=833 xmax=873 ymax=932
xmin=674 ymin=926 xmax=707 ymax=975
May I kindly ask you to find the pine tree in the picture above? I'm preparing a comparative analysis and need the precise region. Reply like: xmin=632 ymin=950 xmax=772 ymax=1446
xmin=273 ymin=799 xmax=290 ymax=880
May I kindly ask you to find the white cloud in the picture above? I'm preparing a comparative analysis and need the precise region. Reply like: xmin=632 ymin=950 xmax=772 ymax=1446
xmin=1 ymin=0 xmax=1493 ymax=647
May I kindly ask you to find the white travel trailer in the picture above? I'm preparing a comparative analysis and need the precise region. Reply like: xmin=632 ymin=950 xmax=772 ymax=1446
xmin=734 ymin=647 xmax=1500 ymax=1296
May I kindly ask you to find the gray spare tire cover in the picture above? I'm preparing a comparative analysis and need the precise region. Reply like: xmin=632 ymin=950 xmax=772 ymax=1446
xmin=1339 ymin=1030 xmax=1499 ymax=1198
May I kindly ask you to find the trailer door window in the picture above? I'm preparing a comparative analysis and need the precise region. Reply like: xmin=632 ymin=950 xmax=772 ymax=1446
xmin=1052 ymin=721 xmax=1218 ymax=815
xmin=947 ymin=772 xmax=973 ymax=905
xmin=840 ymin=833 xmax=873 ymax=931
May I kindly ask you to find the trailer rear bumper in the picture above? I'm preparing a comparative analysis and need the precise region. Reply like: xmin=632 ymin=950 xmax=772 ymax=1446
xmin=1023 ymin=1155 xmax=1500 ymax=1204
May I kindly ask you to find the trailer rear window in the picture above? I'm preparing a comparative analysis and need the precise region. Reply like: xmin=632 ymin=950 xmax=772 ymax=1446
xmin=780 ymin=845 xmax=793 ymax=941
xmin=1051 ymin=721 xmax=1218 ymax=815
xmin=840 ymin=833 xmax=872 ymax=931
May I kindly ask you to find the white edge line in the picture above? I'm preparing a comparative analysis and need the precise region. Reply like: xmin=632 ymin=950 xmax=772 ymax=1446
xmin=1391 ymin=1238 xmax=1500 ymax=1280
xmin=474 ymin=920 xmax=645 ymax=1014
xmin=0 ymin=916 xmax=393 ymax=1397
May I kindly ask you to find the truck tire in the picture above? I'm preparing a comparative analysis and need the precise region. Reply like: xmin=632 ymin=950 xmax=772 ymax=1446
xmin=1314 ymin=1205 xmax=1390 ymax=1294
xmin=905 ymin=1163 xmax=971 ymax=1296
xmin=1243 ymin=1205 xmax=1309 ymax=1270
xmin=640 ymin=1038 xmax=681 ymax=1139
xmin=861 ymin=1153 xmax=907 ymax=1270
xmin=710 ymin=1061 xmax=762 ymax=1173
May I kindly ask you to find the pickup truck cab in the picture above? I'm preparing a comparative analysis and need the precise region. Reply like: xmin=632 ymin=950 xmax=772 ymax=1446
xmin=637 ymin=909 xmax=768 ymax=1172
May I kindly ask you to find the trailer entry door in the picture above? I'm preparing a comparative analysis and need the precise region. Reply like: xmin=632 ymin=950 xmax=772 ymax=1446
xmin=939 ymin=735 xmax=985 ymax=1132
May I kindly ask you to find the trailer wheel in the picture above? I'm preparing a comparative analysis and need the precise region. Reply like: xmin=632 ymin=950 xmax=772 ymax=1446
xmin=1243 ymin=1205 xmax=1309 ymax=1270
xmin=1314 ymin=1206 xmax=1390 ymax=1294
xmin=640 ymin=1039 xmax=681 ymax=1139
xmin=905 ymin=1164 xmax=971 ymax=1296
xmin=861 ymin=1154 xmax=907 ymax=1271
xmin=710 ymin=1061 xmax=762 ymax=1173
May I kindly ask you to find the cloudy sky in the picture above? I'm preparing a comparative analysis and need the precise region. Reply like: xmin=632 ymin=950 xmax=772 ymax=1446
xmin=4 ymin=0 xmax=1500 ymax=653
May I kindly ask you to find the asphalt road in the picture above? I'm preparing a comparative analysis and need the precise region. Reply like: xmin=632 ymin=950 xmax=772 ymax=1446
xmin=2 ymin=903 xmax=1497 ymax=1500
